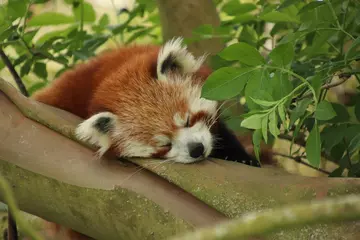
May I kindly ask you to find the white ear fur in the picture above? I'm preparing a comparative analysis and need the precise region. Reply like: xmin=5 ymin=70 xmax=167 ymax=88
xmin=75 ymin=112 xmax=117 ymax=158
xmin=157 ymin=37 xmax=206 ymax=81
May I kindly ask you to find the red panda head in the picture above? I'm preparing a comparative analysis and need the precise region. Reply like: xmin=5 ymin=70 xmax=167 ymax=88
xmin=76 ymin=38 xmax=219 ymax=163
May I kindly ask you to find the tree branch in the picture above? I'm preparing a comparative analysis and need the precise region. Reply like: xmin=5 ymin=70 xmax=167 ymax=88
xmin=171 ymin=194 xmax=360 ymax=240
xmin=296 ymin=71 xmax=355 ymax=101
xmin=273 ymin=152 xmax=331 ymax=175
xmin=0 ymin=49 xmax=29 ymax=97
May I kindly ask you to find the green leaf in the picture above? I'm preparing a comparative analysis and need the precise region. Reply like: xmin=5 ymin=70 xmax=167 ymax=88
xmin=23 ymin=30 xmax=39 ymax=44
xmin=261 ymin=114 xmax=269 ymax=143
xmin=250 ymin=97 xmax=278 ymax=107
xmin=290 ymin=99 xmax=312 ymax=126
xmin=240 ymin=114 xmax=264 ymax=130
xmin=230 ymin=14 xmax=256 ymax=23
xmin=306 ymin=121 xmax=321 ymax=168
xmin=269 ymin=42 xmax=294 ymax=67
xmin=202 ymin=67 xmax=258 ymax=100
xmin=252 ymin=129 xmax=262 ymax=161
xmin=73 ymin=2 xmax=96 ymax=23
xmin=222 ymin=1 xmax=256 ymax=16
xmin=325 ymin=103 xmax=350 ymax=123
xmin=309 ymin=75 xmax=322 ymax=99
xmin=33 ymin=62 xmax=47 ymax=80
xmin=277 ymin=0 xmax=302 ymax=10
xmin=0 ymin=59 xmax=5 ymax=71
xmin=126 ymin=27 xmax=155 ymax=44
xmin=7 ymin=0 xmax=28 ymax=20
xmin=315 ymin=100 xmax=336 ymax=120
xmin=278 ymin=103 xmax=286 ymax=124
xmin=298 ymin=1 xmax=326 ymax=15
xmin=219 ymin=42 xmax=265 ymax=66
xmin=321 ymin=124 xmax=347 ymax=152
xmin=28 ymin=12 xmax=75 ymax=26
xmin=271 ymin=71 xmax=293 ymax=100
xmin=269 ymin=110 xmax=280 ymax=138
xmin=259 ymin=11 xmax=300 ymax=23
xmin=245 ymin=69 xmax=274 ymax=110
xmin=36 ymin=25 xmax=77 ymax=45
xmin=28 ymin=82 xmax=47 ymax=96
xmin=99 ymin=14 xmax=109 ymax=27
xmin=13 ymin=55 xmax=28 ymax=67
xmin=239 ymin=25 xmax=258 ymax=47
xmin=328 ymin=167 xmax=344 ymax=177
xmin=348 ymin=133 xmax=360 ymax=156
xmin=20 ymin=60 xmax=33 ymax=77
xmin=355 ymin=95 xmax=360 ymax=122
xmin=193 ymin=24 xmax=214 ymax=36
xmin=83 ymin=36 xmax=108 ymax=51
xmin=345 ymin=37 xmax=360 ymax=64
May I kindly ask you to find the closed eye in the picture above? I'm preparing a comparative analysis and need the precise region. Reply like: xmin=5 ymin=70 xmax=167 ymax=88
xmin=185 ymin=115 xmax=190 ymax=127
xmin=160 ymin=142 xmax=172 ymax=151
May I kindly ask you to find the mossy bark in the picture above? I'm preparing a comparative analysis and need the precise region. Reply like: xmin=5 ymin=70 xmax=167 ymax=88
xmin=0 ymin=160 xmax=193 ymax=240
xmin=1 ymin=78 xmax=360 ymax=239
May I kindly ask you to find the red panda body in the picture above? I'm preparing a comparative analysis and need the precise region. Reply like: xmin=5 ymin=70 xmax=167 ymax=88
xmin=32 ymin=38 xmax=264 ymax=239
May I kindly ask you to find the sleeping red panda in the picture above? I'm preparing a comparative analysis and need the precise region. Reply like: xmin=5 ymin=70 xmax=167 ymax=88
xmin=31 ymin=37 xmax=265 ymax=239
xmin=32 ymin=37 xmax=261 ymax=167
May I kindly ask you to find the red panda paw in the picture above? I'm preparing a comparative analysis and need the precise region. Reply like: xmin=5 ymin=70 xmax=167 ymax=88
xmin=75 ymin=112 xmax=117 ymax=158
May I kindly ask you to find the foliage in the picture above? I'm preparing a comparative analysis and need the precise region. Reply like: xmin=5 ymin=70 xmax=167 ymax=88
xmin=1 ymin=0 xmax=360 ymax=178
xmin=198 ymin=0 xmax=360 ymax=177
xmin=0 ymin=0 xmax=160 ymax=94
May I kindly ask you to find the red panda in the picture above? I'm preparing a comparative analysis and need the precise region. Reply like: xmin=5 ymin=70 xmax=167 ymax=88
xmin=33 ymin=37 xmax=261 ymax=167
xmin=31 ymin=37 xmax=264 ymax=239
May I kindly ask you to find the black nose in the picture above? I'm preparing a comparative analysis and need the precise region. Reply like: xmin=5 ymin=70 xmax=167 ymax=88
xmin=188 ymin=142 xmax=205 ymax=158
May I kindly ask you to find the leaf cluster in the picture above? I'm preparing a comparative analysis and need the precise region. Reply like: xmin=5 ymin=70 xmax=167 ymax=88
xmin=0 ymin=0 xmax=159 ymax=94
xmin=198 ymin=0 xmax=360 ymax=177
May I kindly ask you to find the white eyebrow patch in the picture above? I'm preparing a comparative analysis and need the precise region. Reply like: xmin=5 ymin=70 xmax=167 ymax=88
xmin=173 ymin=112 xmax=189 ymax=127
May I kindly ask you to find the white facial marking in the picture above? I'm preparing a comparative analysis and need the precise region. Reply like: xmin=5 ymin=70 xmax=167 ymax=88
xmin=173 ymin=112 xmax=189 ymax=127
xmin=166 ymin=121 xmax=213 ymax=163
xmin=153 ymin=134 xmax=171 ymax=147
xmin=120 ymin=140 xmax=156 ymax=157
xmin=191 ymin=98 xmax=218 ymax=116
xmin=157 ymin=37 xmax=206 ymax=81
xmin=75 ymin=112 xmax=117 ymax=158
xmin=183 ymin=83 xmax=218 ymax=118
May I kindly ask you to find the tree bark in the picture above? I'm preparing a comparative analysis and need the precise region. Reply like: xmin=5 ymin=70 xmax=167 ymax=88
xmin=1 ymin=78 xmax=360 ymax=240
xmin=155 ymin=0 xmax=225 ymax=58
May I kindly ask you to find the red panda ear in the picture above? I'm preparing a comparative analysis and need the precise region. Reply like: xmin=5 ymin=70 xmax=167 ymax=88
xmin=157 ymin=37 xmax=206 ymax=81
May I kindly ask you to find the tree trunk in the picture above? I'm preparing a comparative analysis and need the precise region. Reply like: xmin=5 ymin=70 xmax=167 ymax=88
xmin=1 ymin=78 xmax=360 ymax=240
xmin=155 ymin=0 xmax=225 ymax=58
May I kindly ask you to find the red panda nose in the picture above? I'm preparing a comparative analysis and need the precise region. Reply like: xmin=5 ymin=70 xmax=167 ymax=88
xmin=188 ymin=142 xmax=205 ymax=158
